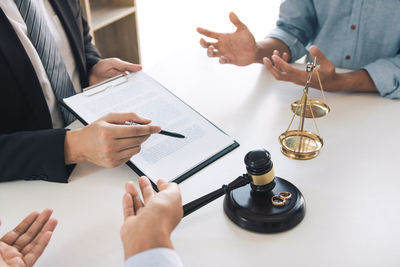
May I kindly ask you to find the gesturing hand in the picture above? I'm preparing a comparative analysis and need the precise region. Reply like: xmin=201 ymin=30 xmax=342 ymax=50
xmin=120 ymin=177 xmax=183 ymax=260
xmin=65 ymin=113 xmax=161 ymax=168
xmin=263 ymin=46 xmax=339 ymax=91
xmin=197 ymin=12 xmax=258 ymax=66
xmin=89 ymin=58 xmax=142 ymax=86
xmin=0 ymin=209 xmax=57 ymax=267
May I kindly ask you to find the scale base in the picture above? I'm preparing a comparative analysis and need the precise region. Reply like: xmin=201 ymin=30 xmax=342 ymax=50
xmin=223 ymin=177 xmax=305 ymax=233
xmin=279 ymin=130 xmax=323 ymax=160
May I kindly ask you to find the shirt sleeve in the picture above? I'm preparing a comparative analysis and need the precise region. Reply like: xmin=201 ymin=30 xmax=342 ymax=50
xmin=265 ymin=0 xmax=317 ymax=62
xmin=124 ymin=248 xmax=184 ymax=267
xmin=363 ymin=55 xmax=400 ymax=99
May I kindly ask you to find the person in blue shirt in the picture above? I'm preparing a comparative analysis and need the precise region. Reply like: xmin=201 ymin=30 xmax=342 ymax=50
xmin=0 ymin=177 xmax=184 ymax=267
xmin=197 ymin=0 xmax=400 ymax=99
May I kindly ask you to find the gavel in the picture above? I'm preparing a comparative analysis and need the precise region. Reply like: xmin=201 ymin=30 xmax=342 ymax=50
xmin=182 ymin=149 xmax=306 ymax=233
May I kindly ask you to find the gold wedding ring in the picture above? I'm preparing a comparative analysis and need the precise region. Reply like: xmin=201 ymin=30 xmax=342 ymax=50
xmin=279 ymin=192 xmax=292 ymax=200
xmin=271 ymin=191 xmax=292 ymax=207
xmin=271 ymin=195 xmax=286 ymax=207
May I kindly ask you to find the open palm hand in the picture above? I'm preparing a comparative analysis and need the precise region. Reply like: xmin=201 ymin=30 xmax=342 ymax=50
xmin=197 ymin=12 xmax=258 ymax=66
xmin=0 ymin=210 xmax=57 ymax=267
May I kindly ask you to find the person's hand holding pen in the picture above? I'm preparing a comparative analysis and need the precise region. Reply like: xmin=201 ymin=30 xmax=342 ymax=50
xmin=64 ymin=113 xmax=161 ymax=168
xmin=124 ymin=121 xmax=185 ymax=139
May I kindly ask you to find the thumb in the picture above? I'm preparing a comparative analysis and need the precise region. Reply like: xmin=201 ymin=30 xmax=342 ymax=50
xmin=229 ymin=12 xmax=246 ymax=30
xmin=309 ymin=46 xmax=333 ymax=70
xmin=158 ymin=181 xmax=180 ymax=195
xmin=113 ymin=58 xmax=142 ymax=73
xmin=157 ymin=179 xmax=169 ymax=191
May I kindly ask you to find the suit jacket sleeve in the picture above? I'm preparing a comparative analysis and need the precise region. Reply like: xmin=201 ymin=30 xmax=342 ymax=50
xmin=0 ymin=129 xmax=74 ymax=183
xmin=81 ymin=10 xmax=101 ymax=73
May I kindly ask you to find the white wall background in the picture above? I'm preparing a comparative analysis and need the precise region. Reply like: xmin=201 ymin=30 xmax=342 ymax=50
xmin=135 ymin=0 xmax=281 ymax=68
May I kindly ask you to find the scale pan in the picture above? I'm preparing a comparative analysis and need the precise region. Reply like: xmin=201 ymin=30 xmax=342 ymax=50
xmin=291 ymin=100 xmax=330 ymax=118
xmin=279 ymin=130 xmax=323 ymax=160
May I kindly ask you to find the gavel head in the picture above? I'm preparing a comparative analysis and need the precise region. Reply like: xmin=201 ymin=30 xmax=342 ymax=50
xmin=244 ymin=149 xmax=276 ymax=192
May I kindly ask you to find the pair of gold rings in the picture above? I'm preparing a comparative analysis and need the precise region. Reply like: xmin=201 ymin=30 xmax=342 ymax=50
xmin=271 ymin=192 xmax=292 ymax=207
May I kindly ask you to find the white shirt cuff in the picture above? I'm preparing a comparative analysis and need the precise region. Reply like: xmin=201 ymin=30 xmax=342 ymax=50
xmin=124 ymin=248 xmax=184 ymax=267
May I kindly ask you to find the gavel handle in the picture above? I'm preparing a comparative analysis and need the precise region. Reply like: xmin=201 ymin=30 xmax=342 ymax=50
xmin=183 ymin=174 xmax=251 ymax=217
xmin=183 ymin=187 xmax=225 ymax=217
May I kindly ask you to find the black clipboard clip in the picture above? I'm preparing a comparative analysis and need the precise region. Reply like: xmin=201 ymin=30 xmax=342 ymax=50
xmin=83 ymin=74 xmax=129 ymax=96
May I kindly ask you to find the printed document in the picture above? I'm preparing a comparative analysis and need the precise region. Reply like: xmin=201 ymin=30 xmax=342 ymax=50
xmin=63 ymin=72 xmax=238 ymax=183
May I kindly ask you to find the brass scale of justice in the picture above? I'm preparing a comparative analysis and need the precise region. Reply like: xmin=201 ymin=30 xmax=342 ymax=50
xmin=279 ymin=56 xmax=330 ymax=160
xmin=180 ymin=57 xmax=330 ymax=233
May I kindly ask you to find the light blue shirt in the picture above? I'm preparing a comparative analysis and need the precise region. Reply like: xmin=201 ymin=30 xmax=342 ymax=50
xmin=124 ymin=248 xmax=184 ymax=267
xmin=267 ymin=0 xmax=400 ymax=99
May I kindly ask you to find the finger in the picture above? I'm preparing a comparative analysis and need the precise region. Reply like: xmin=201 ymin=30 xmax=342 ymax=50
xmin=104 ymin=112 xmax=151 ymax=125
xmin=271 ymin=55 xmax=293 ymax=73
xmin=273 ymin=50 xmax=281 ymax=57
xmin=200 ymin=38 xmax=207 ymax=48
xmin=157 ymin=180 xmax=180 ymax=196
xmin=114 ymin=124 xmax=161 ymax=138
xmin=264 ymin=57 xmax=286 ymax=81
xmin=156 ymin=179 xmax=168 ymax=191
xmin=200 ymin=38 xmax=218 ymax=49
xmin=0 ymin=212 xmax=39 ymax=245
xmin=139 ymin=176 xmax=155 ymax=204
xmin=309 ymin=45 xmax=334 ymax=71
xmin=219 ymin=56 xmax=230 ymax=64
xmin=111 ymin=58 xmax=142 ymax=73
xmin=22 ymin=231 xmax=53 ymax=267
xmin=21 ymin=218 xmax=57 ymax=255
xmin=12 ymin=209 xmax=53 ymax=251
xmin=207 ymin=46 xmax=221 ymax=58
xmin=229 ymin=12 xmax=246 ymax=30
xmin=309 ymin=45 xmax=326 ymax=63
xmin=117 ymin=157 xmax=135 ymax=166
xmin=282 ymin=52 xmax=290 ymax=62
xmin=273 ymin=55 xmax=305 ymax=81
xmin=118 ymin=145 xmax=141 ymax=160
xmin=123 ymin=193 xmax=134 ymax=221
xmin=271 ymin=54 xmax=285 ymax=72
xmin=126 ymin=181 xmax=144 ymax=212
xmin=196 ymin=27 xmax=220 ymax=39
xmin=114 ymin=135 xmax=150 ymax=151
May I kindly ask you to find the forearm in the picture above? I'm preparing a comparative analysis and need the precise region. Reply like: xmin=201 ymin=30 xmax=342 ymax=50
xmin=321 ymin=69 xmax=378 ymax=93
xmin=255 ymin=38 xmax=291 ymax=64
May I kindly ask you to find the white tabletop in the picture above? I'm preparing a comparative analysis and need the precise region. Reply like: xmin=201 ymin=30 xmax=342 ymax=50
xmin=1 ymin=47 xmax=399 ymax=267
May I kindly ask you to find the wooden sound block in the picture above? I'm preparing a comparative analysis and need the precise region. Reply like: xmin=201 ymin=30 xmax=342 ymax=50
xmin=223 ymin=177 xmax=306 ymax=233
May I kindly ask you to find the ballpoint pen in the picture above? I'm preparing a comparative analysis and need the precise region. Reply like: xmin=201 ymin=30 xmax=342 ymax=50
xmin=124 ymin=121 xmax=186 ymax=139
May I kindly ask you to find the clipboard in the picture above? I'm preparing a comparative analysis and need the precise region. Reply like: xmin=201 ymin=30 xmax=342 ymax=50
xmin=62 ymin=71 xmax=239 ymax=185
